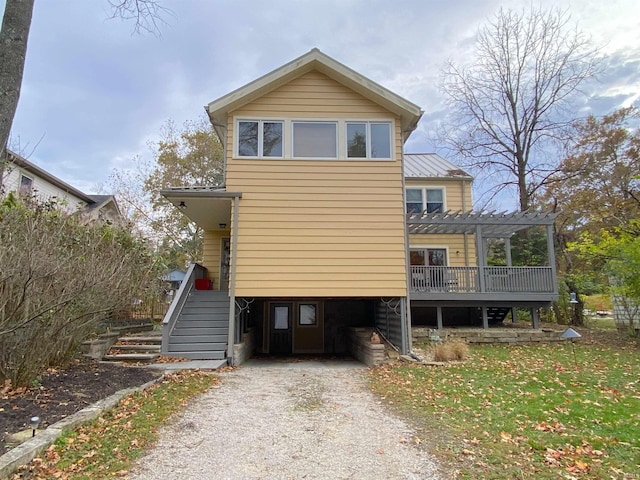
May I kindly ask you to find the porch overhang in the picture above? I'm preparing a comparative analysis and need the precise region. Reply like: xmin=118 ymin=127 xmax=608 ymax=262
xmin=161 ymin=187 xmax=242 ymax=230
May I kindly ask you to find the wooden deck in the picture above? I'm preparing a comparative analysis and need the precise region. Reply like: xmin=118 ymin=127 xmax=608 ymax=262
xmin=409 ymin=266 xmax=558 ymax=302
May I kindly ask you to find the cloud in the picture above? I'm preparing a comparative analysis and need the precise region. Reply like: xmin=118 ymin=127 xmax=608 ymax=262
xmin=6 ymin=0 xmax=639 ymax=197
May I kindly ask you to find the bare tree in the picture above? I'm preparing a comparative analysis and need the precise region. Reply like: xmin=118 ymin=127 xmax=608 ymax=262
xmin=440 ymin=7 xmax=601 ymax=211
xmin=0 ymin=0 xmax=168 ymax=180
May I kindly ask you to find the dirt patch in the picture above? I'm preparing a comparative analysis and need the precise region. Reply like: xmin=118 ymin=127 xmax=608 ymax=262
xmin=0 ymin=358 xmax=160 ymax=456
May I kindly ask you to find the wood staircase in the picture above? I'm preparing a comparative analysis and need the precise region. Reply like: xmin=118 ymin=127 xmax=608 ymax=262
xmin=164 ymin=290 xmax=229 ymax=360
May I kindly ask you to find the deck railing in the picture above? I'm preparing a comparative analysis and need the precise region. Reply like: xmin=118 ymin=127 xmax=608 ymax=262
xmin=410 ymin=266 xmax=555 ymax=294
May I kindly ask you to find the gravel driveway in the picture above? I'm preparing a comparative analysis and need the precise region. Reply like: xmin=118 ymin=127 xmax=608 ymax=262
xmin=128 ymin=359 xmax=442 ymax=480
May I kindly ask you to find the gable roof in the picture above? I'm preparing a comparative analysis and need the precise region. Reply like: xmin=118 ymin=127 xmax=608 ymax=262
xmin=404 ymin=153 xmax=473 ymax=180
xmin=207 ymin=48 xmax=424 ymax=144
xmin=7 ymin=150 xmax=94 ymax=204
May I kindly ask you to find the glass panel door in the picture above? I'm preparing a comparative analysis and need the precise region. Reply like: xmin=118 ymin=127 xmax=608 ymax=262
xmin=270 ymin=303 xmax=292 ymax=354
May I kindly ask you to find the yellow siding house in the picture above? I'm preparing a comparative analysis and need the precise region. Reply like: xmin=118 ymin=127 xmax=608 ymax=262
xmin=161 ymin=49 xmax=559 ymax=365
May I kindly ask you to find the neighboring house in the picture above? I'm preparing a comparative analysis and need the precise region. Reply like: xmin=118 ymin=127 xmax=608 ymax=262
xmin=160 ymin=49 xmax=559 ymax=365
xmin=1 ymin=150 xmax=121 ymax=224
xmin=163 ymin=268 xmax=186 ymax=291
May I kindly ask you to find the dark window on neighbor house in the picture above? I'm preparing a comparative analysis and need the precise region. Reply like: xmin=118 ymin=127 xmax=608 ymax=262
xmin=19 ymin=174 xmax=33 ymax=195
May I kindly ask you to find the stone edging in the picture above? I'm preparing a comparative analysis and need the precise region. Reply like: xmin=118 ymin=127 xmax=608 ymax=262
xmin=0 ymin=376 xmax=163 ymax=479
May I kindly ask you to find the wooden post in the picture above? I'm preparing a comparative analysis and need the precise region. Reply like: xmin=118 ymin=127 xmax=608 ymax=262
xmin=437 ymin=306 xmax=443 ymax=330
xmin=482 ymin=307 xmax=489 ymax=329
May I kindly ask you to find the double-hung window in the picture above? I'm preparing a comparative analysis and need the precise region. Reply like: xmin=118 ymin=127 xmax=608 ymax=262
xmin=238 ymin=120 xmax=283 ymax=158
xmin=406 ymin=188 xmax=444 ymax=213
xmin=346 ymin=122 xmax=391 ymax=159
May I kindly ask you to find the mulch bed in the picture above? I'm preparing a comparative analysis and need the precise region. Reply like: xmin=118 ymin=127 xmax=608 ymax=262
xmin=0 ymin=358 xmax=160 ymax=456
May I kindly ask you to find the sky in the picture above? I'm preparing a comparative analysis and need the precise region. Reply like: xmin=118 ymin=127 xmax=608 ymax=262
xmin=4 ymin=0 xmax=640 ymax=208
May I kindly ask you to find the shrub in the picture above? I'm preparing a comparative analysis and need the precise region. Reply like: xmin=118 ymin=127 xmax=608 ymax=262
xmin=433 ymin=341 xmax=469 ymax=362
xmin=0 ymin=194 xmax=163 ymax=386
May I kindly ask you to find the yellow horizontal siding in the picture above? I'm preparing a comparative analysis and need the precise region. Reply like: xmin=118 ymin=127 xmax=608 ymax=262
xmin=409 ymin=233 xmax=477 ymax=267
xmin=227 ymin=71 xmax=407 ymax=297
xmin=202 ymin=230 xmax=226 ymax=288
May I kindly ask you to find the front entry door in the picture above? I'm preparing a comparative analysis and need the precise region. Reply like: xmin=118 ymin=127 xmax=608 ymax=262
xmin=270 ymin=303 xmax=292 ymax=354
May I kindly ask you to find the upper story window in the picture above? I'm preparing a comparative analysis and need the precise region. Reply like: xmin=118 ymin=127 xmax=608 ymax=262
xmin=346 ymin=122 xmax=391 ymax=159
xmin=19 ymin=174 xmax=33 ymax=195
xmin=238 ymin=120 xmax=283 ymax=158
xmin=292 ymin=122 xmax=337 ymax=158
xmin=406 ymin=187 xmax=444 ymax=213
xmin=234 ymin=118 xmax=393 ymax=160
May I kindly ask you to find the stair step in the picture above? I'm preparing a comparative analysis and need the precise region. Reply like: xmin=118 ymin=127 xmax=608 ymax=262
xmin=176 ymin=320 xmax=229 ymax=329
xmin=117 ymin=336 xmax=162 ymax=344
xmin=170 ymin=351 xmax=226 ymax=360
xmin=110 ymin=344 xmax=161 ymax=352
xmin=103 ymin=353 xmax=160 ymax=363
xmin=169 ymin=335 xmax=227 ymax=344
xmin=167 ymin=342 xmax=226 ymax=352
xmin=171 ymin=327 xmax=228 ymax=336
xmin=179 ymin=314 xmax=229 ymax=321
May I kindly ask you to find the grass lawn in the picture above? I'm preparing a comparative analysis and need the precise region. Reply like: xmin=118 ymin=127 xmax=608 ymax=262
xmin=370 ymin=333 xmax=640 ymax=479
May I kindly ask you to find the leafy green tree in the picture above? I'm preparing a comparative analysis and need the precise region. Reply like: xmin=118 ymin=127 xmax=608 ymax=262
xmin=569 ymin=224 xmax=640 ymax=333
xmin=543 ymin=107 xmax=640 ymax=324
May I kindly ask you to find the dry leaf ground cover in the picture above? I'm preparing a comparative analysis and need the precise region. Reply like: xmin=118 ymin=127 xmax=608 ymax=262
xmin=370 ymin=332 xmax=640 ymax=479
xmin=11 ymin=371 xmax=218 ymax=479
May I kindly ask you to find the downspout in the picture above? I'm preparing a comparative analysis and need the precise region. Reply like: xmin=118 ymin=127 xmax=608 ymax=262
xmin=226 ymin=195 xmax=240 ymax=365
xmin=400 ymin=134 xmax=412 ymax=355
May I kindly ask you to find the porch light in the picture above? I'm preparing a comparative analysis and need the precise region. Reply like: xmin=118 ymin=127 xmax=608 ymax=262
xmin=219 ymin=223 xmax=227 ymax=229
xmin=178 ymin=201 xmax=187 ymax=209
xmin=30 ymin=416 xmax=40 ymax=437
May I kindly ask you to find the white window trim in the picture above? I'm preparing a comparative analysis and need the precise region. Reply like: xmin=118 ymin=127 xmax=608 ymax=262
xmin=346 ymin=121 xmax=392 ymax=159
xmin=235 ymin=118 xmax=284 ymax=159
xmin=406 ymin=186 xmax=447 ymax=213
xmin=233 ymin=117 xmax=395 ymax=161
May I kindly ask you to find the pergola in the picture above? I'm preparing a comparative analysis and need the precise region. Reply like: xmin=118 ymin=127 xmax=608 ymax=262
xmin=406 ymin=210 xmax=560 ymax=328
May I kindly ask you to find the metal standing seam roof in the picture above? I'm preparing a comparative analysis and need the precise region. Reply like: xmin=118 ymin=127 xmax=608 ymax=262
xmin=403 ymin=153 xmax=473 ymax=180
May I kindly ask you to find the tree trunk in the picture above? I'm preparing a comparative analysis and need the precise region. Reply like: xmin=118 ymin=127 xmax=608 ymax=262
xmin=0 ymin=0 xmax=35 ymax=170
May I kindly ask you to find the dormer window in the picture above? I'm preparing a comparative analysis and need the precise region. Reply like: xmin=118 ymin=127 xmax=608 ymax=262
xmin=238 ymin=120 xmax=283 ymax=158
xmin=346 ymin=122 xmax=391 ymax=159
